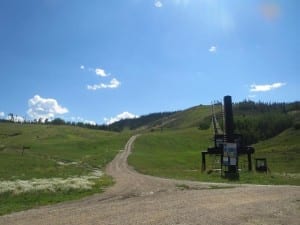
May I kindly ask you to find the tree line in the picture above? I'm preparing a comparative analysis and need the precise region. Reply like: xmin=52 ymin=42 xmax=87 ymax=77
xmin=233 ymin=100 xmax=299 ymax=145
xmin=0 ymin=112 xmax=176 ymax=132
xmin=204 ymin=100 xmax=299 ymax=145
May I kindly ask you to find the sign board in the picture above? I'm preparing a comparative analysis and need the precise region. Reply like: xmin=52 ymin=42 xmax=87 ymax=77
xmin=223 ymin=143 xmax=237 ymax=166
xmin=216 ymin=138 xmax=223 ymax=148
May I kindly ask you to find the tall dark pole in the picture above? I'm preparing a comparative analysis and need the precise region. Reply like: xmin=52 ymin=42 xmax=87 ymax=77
xmin=223 ymin=96 xmax=234 ymax=142
xmin=223 ymin=95 xmax=238 ymax=176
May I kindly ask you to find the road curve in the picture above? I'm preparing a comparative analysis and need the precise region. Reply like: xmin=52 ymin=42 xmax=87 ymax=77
xmin=0 ymin=135 xmax=299 ymax=225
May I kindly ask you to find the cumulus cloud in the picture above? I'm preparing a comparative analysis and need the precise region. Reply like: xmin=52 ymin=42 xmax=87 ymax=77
xmin=104 ymin=112 xmax=139 ymax=125
xmin=27 ymin=95 xmax=69 ymax=121
xmin=0 ymin=112 xmax=4 ymax=117
xmin=87 ymin=78 xmax=121 ymax=90
xmin=154 ymin=0 xmax=163 ymax=8
xmin=209 ymin=46 xmax=217 ymax=53
xmin=80 ymin=65 xmax=109 ymax=77
xmin=250 ymin=82 xmax=286 ymax=92
xmin=84 ymin=120 xmax=96 ymax=126
xmin=5 ymin=114 xmax=25 ymax=123
xmin=84 ymin=66 xmax=121 ymax=90
xmin=14 ymin=115 xmax=25 ymax=123
xmin=248 ymin=95 xmax=256 ymax=99
xmin=70 ymin=116 xmax=96 ymax=126
xmin=95 ymin=68 xmax=109 ymax=77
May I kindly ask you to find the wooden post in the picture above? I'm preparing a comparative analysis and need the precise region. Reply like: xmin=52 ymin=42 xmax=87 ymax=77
xmin=22 ymin=146 xmax=30 ymax=155
xmin=247 ymin=152 xmax=252 ymax=171
xmin=201 ymin=152 xmax=206 ymax=172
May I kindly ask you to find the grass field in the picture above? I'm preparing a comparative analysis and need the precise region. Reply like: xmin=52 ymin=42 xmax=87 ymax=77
xmin=162 ymin=105 xmax=212 ymax=129
xmin=1 ymin=119 xmax=299 ymax=215
xmin=254 ymin=128 xmax=300 ymax=173
xmin=128 ymin=128 xmax=300 ymax=185
xmin=0 ymin=123 xmax=130 ymax=215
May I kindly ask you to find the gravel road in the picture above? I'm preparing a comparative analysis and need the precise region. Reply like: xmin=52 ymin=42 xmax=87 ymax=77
xmin=1 ymin=135 xmax=299 ymax=225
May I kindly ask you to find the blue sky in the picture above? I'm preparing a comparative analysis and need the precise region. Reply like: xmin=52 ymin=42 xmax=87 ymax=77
xmin=0 ymin=0 xmax=299 ymax=124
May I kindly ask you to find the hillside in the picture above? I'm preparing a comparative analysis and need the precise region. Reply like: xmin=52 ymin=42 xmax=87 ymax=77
xmin=0 ymin=124 xmax=129 ymax=179
xmin=108 ymin=104 xmax=212 ymax=132
xmin=0 ymin=123 xmax=129 ymax=215
xmin=108 ymin=101 xmax=299 ymax=143
xmin=254 ymin=128 xmax=300 ymax=173
xmin=127 ymin=100 xmax=300 ymax=185
xmin=1 ymin=100 xmax=299 ymax=215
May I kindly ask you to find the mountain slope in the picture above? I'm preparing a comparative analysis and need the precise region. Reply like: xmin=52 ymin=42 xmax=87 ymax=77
xmin=108 ymin=105 xmax=212 ymax=132
xmin=108 ymin=101 xmax=299 ymax=145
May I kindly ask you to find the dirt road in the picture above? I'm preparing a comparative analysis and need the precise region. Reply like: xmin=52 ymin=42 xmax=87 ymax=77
xmin=1 ymin=135 xmax=299 ymax=225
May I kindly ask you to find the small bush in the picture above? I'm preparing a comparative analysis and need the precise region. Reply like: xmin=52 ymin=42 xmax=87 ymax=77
xmin=293 ymin=122 xmax=300 ymax=130
xmin=198 ymin=116 xmax=211 ymax=130
xmin=198 ymin=121 xmax=210 ymax=130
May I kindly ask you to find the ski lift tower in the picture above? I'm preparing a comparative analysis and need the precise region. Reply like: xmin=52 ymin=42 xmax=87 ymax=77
xmin=201 ymin=96 xmax=255 ymax=178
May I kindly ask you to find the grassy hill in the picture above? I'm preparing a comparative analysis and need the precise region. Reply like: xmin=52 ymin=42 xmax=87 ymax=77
xmin=107 ymin=104 xmax=212 ymax=132
xmin=108 ymin=101 xmax=299 ymax=135
xmin=127 ymin=101 xmax=300 ymax=185
xmin=0 ymin=123 xmax=129 ymax=215
xmin=254 ymin=128 xmax=300 ymax=173
xmin=128 ymin=127 xmax=300 ymax=185
xmin=1 ymin=100 xmax=299 ymax=215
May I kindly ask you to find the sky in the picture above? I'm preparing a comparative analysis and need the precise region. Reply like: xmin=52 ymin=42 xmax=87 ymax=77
xmin=0 ymin=0 xmax=299 ymax=125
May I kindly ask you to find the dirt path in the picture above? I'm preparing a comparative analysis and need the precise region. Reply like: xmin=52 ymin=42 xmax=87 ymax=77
xmin=1 ymin=135 xmax=299 ymax=225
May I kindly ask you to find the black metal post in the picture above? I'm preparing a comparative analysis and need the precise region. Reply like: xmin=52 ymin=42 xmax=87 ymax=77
xmin=223 ymin=96 xmax=234 ymax=142
xmin=201 ymin=152 xmax=206 ymax=172
xmin=223 ymin=96 xmax=238 ymax=176
xmin=248 ymin=153 xmax=252 ymax=171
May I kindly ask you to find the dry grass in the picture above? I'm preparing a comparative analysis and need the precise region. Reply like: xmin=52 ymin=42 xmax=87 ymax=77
xmin=0 ymin=170 xmax=103 ymax=195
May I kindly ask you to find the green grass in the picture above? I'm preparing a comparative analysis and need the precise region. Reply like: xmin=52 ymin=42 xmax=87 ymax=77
xmin=162 ymin=105 xmax=212 ymax=129
xmin=1 ymin=119 xmax=299 ymax=215
xmin=128 ymin=128 xmax=300 ymax=185
xmin=253 ymin=128 xmax=300 ymax=173
xmin=0 ymin=123 xmax=129 ymax=180
xmin=129 ymin=128 xmax=210 ymax=178
xmin=0 ymin=123 xmax=130 ymax=215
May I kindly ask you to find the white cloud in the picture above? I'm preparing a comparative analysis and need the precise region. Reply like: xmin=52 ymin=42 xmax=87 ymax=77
xmin=84 ymin=66 xmax=120 ymax=91
xmin=95 ymin=68 xmax=108 ymax=77
xmin=248 ymin=95 xmax=256 ymax=99
xmin=70 ymin=116 xmax=96 ymax=126
xmin=104 ymin=112 xmax=139 ymax=125
xmin=84 ymin=120 xmax=96 ymax=126
xmin=209 ymin=46 xmax=217 ymax=53
xmin=80 ymin=65 xmax=108 ymax=77
xmin=27 ymin=95 xmax=68 ymax=121
xmin=250 ymin=82 xmax=286 ymax=92
xmin=154 ymin=1 xmax=163 ymax=8
xmin=0 ymin=112 xmax=4 ymax=117
xmin=15 ymin=115 xmax=24 ymax=123
xmin=5 ymin=115 xmax=25 ymax=123
xmin=87 ymin=78 xmax=121 ymax=90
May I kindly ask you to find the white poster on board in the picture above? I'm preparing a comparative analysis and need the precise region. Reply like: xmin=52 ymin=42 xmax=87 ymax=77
xmin=223 ymin=143 xmax=237 ymax=166
xmin=230 ymin=157 xmax=237 ymax=166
